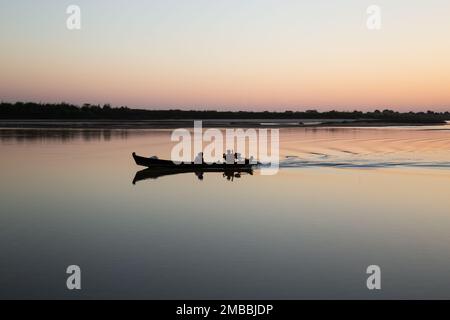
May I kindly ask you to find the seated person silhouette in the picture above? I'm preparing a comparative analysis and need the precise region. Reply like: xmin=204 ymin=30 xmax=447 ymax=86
xmin=194 ymin=152 xmax=204 ymax=164
xmin=235 ymin=152 xmax=244 ymax=163
xmin=225 ymin=150 xmax=234 ymax=165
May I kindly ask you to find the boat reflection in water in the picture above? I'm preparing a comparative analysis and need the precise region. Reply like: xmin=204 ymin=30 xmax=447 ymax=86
xmin=132 ymin=167 xmax=254 ymax=184
xmin=131 ymin=152 xmax=256 ymax=184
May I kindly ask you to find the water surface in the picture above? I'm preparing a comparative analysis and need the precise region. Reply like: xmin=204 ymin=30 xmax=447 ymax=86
xmin=1 ymin=125 xmax=450 ymax=299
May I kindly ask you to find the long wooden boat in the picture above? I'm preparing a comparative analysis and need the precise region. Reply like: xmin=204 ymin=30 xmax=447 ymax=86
xmin=132 ymin=152 xmax=256 ymax=169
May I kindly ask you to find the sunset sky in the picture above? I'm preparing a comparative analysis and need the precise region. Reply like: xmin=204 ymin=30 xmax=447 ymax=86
xmin=1 ymin=0 xmax=450 ymax=111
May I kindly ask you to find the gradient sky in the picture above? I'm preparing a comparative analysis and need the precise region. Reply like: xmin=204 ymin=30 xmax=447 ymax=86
xmin=1 ymin=0 xmax=450 ymax=111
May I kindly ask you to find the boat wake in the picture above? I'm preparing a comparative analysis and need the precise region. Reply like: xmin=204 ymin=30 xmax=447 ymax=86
xmin=278 ymin=156 xmax=450 ymax=169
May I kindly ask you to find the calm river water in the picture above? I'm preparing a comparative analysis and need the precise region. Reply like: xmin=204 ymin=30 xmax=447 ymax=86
xmin=1 ymin=125 xmax=449 ymax=299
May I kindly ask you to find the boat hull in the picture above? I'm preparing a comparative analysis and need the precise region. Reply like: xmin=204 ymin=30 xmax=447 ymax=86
xmin=132 ymin=152 xmax=255 ymax=170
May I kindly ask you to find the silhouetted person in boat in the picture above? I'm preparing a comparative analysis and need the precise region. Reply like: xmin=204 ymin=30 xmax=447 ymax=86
xmin=194 ymin=152 xmax=204 ymax=164
xmin=225 ymin=149 xmax=234 ymax=165
xmin=235 ymin=152 xmax=244 ymax=163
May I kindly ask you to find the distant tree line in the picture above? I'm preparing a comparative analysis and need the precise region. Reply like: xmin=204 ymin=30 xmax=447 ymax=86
xmin=0 ymin=102 xmax=449 ymax=123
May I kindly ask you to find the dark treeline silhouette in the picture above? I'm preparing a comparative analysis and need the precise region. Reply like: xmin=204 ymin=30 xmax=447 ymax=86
xmin=1 ymin=102 xmax=449 ymax=123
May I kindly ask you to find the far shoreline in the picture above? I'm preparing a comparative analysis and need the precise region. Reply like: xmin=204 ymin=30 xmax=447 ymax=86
xmin=2 ymin=102 xmax=449 ymax=127
xmin=0 ymin=118 xmax=448 ymax=129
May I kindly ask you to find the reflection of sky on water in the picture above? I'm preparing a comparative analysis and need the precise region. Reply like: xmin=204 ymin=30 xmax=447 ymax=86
xmin=0 ymin=126 xmax=450 ymax=299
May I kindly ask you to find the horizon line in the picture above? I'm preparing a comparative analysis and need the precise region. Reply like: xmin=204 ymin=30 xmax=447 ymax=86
xmin=2 ymin=101 xmax=450 ymax=114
